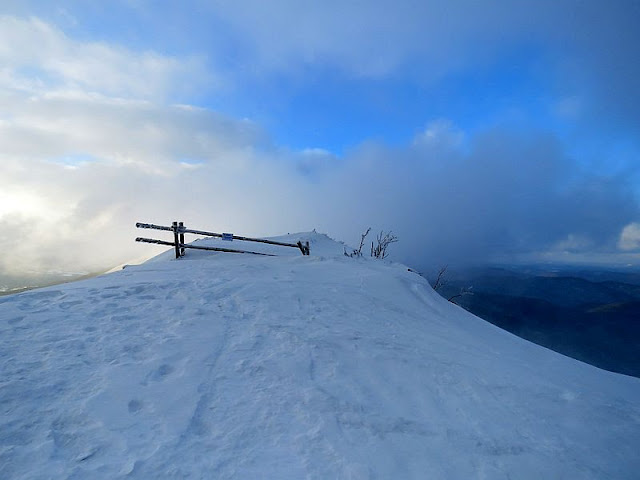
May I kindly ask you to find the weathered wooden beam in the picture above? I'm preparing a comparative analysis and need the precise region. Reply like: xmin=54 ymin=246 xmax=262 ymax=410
xmin=180 ymin=227 xmax=301 ymax=249
xmin=136 ymin=222 xmax=174 ymax=232
xmin=135 ymin=237 xmax=276 ymax=256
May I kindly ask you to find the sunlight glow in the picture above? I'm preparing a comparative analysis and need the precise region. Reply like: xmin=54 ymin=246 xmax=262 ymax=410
xmin=0 ymin=190 xmax=65 ymax=221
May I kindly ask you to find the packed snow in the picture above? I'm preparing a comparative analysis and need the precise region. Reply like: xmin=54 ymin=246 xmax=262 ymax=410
xmin=1 ymin=232 xmax=639 ymax=479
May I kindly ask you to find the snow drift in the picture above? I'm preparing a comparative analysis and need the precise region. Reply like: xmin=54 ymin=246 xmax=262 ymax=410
xmin=1 ymin=232 xmax=639 ymax=479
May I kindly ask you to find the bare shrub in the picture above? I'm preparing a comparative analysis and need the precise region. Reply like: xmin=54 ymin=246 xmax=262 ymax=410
xmin=430 ymin=265 xmax=472 ymax=303
xmin=344 ymin=227 xmax=371 ymax=257
xmin=371 ymin=230 xmax=398 ymax=259
xmin=346 ymin=228 xmax=398 ymax=259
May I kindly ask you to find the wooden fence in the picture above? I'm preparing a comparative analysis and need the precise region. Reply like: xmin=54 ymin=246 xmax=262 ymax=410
xmin=135 ymin=221 xmax=310 ymax=259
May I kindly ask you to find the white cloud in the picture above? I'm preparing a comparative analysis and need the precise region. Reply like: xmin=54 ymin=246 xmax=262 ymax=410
xmin=0 ymin=14 xmax=269 ymax=274
xmin=552 ymin=234 xmax=595 ymax=253
xmin=0 ymin=15 xmax=212 ymax=99
xmin=619 ymin=223 xmax=640 ymax=251
xmin=413 ymin=120 xmax=465 ymax=151
xmin=0 ymin=91 xmax=265 ymax=170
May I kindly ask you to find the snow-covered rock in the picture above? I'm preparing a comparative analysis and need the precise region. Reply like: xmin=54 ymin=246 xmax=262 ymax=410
xmin=1 ymin=232 xmax=638 ymax=479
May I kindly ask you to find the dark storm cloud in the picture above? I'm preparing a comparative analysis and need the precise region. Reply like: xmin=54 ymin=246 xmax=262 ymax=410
xmin=307 ymin=124 xmax=640 ymax=268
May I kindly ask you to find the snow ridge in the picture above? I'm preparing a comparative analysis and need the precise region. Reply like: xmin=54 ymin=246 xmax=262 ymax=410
xmin=1 ymin=232 xmax=639 ymax=479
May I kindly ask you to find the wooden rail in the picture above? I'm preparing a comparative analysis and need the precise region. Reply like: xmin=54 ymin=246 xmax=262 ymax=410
xmin=135 ymin=221 xmax=310 ymax=258
xmin=135 ymin=237 xmax=276 ymax=256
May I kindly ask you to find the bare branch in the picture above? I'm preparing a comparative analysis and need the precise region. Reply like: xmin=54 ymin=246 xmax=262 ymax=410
xmin=432 ymin=265 xmax=448 ymax=291
xmin=358 ymin=227 xmax=371 ymax=256
xmin=448 ymin=287 xmax=473 ymax=304
xmin=345 ymin=227 xmax=371 ymax=257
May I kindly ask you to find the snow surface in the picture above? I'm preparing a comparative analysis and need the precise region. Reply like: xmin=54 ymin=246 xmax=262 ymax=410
xmin=1 ymin=232 xmax=639 ymax=479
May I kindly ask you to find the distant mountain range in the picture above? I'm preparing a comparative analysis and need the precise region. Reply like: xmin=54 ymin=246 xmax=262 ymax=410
xmin=432 ymin=265 xmax=640 ymax=378
xmin=0 ymin=271 xmax=98 ymax=296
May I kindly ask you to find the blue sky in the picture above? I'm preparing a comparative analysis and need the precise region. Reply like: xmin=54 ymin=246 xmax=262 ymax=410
xmin=1 ymin=0 xmax=639 ymax=273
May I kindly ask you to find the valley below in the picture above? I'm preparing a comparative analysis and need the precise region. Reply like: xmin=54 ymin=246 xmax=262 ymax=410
xmin=433 ymin=265 xmax=640 ymax=378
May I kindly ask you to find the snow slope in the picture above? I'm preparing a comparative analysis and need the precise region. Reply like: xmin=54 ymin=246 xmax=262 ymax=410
xmin=1 ymin=232 xmax=639 ymax=479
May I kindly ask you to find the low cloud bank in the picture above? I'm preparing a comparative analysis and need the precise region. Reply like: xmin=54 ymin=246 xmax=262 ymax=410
xmin=2 ymin=103 xmax=638 ymax=275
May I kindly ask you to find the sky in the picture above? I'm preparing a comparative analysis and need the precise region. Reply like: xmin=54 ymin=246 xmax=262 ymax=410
xmin=1 ymin=0 xmax=640 ymax=275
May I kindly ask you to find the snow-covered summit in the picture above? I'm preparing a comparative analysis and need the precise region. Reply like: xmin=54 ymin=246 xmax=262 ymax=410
xmin=1 ymin=232 xmax=639 ymax=479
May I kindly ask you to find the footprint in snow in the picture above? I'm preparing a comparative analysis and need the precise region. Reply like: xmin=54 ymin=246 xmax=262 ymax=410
xmin=128 ymin=399 xmax=143 ymax=413
xmin=144 ymin=363 xmax=175 ymax=383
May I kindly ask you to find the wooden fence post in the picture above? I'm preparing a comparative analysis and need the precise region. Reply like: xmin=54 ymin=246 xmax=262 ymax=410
xmin=172 ymin=221 xmax=180 ymax=259
xmin=178 ymin=222 xmax=185 ymax=257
